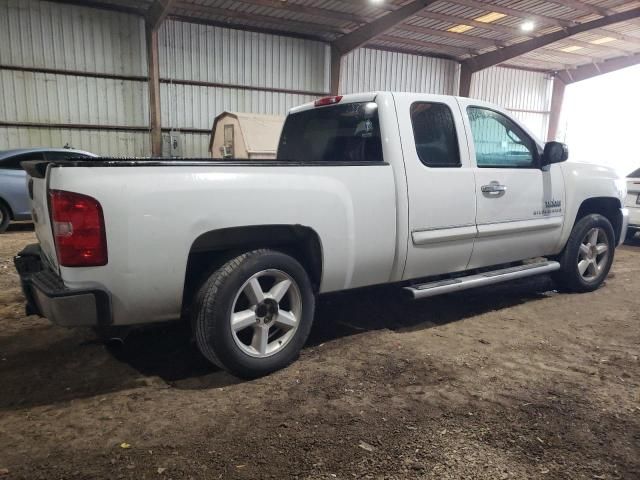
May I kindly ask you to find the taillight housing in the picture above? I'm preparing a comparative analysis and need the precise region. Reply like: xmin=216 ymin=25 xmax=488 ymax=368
xmin=314 ymin=95 xmax=343 ymax=107
xmin=49 ymin=190 xmax=108 ymax=267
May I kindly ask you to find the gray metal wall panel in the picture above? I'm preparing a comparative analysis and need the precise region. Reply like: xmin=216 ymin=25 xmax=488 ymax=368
xmin=179 ymin=133 xmax=211 ymax=158
xmin=159 ymin=20 xmax=329 ymax=154
xmin=340 ymin=48 xmax=459 ymax=95
xmin=160 ymin=83 xmax=314 ymax=130
xmin=470 ymin=66 xmax=553 ymax=140
xmin=159 ymin=20 xmax=329 ymax=93
xmin=0 ymin=69 xmax=148 ymax=126
xmin=0 ymin=0 xmax=147 ymax=76
xmin=0 ymin=127 xmax=149 ymax=156
xmin=0 ymin=0 xmax=148 ymax=155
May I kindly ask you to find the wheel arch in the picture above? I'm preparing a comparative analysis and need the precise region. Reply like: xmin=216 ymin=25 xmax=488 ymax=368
xmin=181 ymin=224 xmax=323 ymax=316
xmin=574 ymin=197 xmax=622 ymax=245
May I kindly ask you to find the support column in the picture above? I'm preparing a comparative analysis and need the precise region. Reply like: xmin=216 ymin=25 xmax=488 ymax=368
xmin=146 ymin=24 xmax=162 ymax=156
xmin=330 ymin=46 xmax=342 ymax=95
xmin=458 ymin=63 xmax=473 ymax=97
xmin=547 ymin=76 xmax=566 ymax=141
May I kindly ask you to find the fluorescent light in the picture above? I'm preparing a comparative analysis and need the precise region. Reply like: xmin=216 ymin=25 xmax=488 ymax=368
xmin=448 ymin=24 xmax=473 ymax=33
xmin=474 ymin=12 xmax=506 ymax=23
xmin=591 ymin=36 xmax=615 ymax=44
xmin=521 ymin=21 xmax=535 ymax=32
xmin=560 ymin=45 xmax=583 ymax=52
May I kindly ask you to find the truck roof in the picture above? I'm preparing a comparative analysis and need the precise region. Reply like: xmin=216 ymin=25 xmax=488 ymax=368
xmin=288 ymin=91 xmax=467 ymax=115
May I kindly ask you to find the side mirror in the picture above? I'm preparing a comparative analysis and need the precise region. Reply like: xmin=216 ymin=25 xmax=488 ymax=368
xmin=542 ymin=141 xmax=568 ymax=167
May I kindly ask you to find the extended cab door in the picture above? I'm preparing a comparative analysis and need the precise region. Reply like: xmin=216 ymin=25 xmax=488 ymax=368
xmin=458 ymin=98 xmax=565 ymax=269
xmin=394 ymin=93 xmax=477 ymax=280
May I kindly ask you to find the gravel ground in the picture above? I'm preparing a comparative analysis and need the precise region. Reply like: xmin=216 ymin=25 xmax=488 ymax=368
xmin=0 ymin=224 xmax=638 ymax=479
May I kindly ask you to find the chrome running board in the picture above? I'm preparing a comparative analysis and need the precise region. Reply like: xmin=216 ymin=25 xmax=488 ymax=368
xmin=404 ymin=261 xmax=560 ymax=300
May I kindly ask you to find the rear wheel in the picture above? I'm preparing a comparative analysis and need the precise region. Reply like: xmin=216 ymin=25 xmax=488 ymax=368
xmin=0 ymin=202 xmax=10 ymax=233
xmin=554 ymin=214 xmax=615 ymax=292
xmin=193 ymin=249 xmax=315 ymax=378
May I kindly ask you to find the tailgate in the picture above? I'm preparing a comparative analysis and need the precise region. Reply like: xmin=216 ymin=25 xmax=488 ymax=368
xmin=23 ymin=162 xmax=59 ymax=271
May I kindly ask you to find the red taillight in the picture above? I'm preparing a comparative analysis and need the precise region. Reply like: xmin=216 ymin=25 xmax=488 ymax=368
xmin=314 ymin=95 xmax=343 ymax=107
xmin=49 ymin=190 xmax=107 ymax=267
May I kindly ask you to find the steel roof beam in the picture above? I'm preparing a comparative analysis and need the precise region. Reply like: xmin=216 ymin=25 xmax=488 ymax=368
xmin=463 ymin=8 xmax=640 ymax=72
xmin=332 ymin=0 xmax=438 ymax=55
xmin=557 ymin=52 xmax=640 ymax=83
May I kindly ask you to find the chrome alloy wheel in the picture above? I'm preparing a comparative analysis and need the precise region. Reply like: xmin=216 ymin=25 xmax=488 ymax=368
xmin=230 ymin=269 xmax=302 ymax=358
xmin=577 ymin=227 xmax=610 ymax=281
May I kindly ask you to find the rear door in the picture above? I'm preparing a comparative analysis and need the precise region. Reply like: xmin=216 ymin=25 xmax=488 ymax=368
xmin=394 ymin=93 xmax=477 ymax=279
xmin=459 ymin=99 xmax=565 ymax=269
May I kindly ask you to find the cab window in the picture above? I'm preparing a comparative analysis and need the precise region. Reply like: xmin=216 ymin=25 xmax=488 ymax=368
xmin=410 ymin=102 xmax=461 ymax=168
xmin=467 ymin=107 xmax=537 ymax=168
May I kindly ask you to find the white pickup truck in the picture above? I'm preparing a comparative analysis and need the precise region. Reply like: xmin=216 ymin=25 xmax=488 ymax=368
xmin=15 ymin=92 xmax=628 ymax=378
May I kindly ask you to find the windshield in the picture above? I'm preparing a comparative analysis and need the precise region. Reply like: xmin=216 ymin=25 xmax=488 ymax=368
xmin=277 ymin=102 xmax=383 ymax=163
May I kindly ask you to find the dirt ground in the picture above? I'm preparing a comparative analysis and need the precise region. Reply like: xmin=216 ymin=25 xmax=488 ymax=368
xmin=0 ymin=225 xmax=638 ymax=480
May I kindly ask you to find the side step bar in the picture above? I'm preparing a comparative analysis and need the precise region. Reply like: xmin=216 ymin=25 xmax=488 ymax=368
xmin=404 ymin=261 xmax=560 ymax=300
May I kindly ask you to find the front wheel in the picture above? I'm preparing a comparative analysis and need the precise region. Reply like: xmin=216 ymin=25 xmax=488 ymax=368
xmin=193 ymin=249 xmax=315 ymax=378
xmin=554 ymin=214 xmax=615 ymax=293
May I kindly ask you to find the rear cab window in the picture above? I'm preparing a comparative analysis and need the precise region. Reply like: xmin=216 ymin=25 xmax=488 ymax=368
xmin=277 ymin=101 xmax=383 ymax=163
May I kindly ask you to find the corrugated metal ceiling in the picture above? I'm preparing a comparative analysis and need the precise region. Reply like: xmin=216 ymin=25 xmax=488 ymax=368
xmin=49 ymin=0 xmax=640 ymax=73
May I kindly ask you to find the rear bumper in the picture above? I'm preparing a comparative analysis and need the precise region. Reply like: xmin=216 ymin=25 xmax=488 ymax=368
xmin=14 ymin=244 xmax=112 ymax=327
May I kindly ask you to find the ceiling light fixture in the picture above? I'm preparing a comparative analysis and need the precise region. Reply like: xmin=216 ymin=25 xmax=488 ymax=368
xmin=560 ymin=45 xmax=583 ymax=52
xmin=521 ymin=21 xmax=535 ymax=32
xmin=448 ymin=24 xmax=473 ymax=33
xmin=591 ymin=36 xmax=615 ymax=44
xmin=474 ymin=12 xmax=506 ymax=23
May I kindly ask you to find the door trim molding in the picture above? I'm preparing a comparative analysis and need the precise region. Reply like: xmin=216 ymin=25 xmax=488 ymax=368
xmin=412 ymin=224 xmax=478 ymax=245
xmin=477 ymin=216 xmax=563 ymax=238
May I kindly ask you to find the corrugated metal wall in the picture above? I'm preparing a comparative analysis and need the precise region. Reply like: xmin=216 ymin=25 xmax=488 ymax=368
xmin=0 ymin=0 xmax=554 ymax=156
xmin=470 ymin=66 xmax=553 ymax=141
xmin=0 ymin=0 xmax=149 ymax=155
xmin=340 ymin=48 xmax=459 ymax=95
xmin=159 ymin=20 xmax=330 ymax=156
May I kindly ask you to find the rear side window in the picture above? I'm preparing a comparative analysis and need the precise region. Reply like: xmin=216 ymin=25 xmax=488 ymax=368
xmin=410 ymin=102 xmax=461 ymax=168
xmin=628 ymin=168 xmax=640 ymax=178
xmin=277 ymin=102 xmax=383 ymax=163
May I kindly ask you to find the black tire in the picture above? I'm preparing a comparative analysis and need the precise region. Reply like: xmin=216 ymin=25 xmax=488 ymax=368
xmin=193 ymin=249 xmax=315 ymax=378
xmin=626 ymin=229 xmax=637 ymax=243
xmin=0 ymin=201 xmax=10 ymax=233
xmin=554 ymin=213 xmax=615 ymax=293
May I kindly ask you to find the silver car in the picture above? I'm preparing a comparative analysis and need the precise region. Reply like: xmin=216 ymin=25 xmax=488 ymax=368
xmin=0 ymin=148 xmax=96 ymax=233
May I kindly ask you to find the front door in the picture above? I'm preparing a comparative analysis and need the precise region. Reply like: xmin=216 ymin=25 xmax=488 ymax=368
xmin=394 ymin=93 xmax=477 ymax=280
xmin=459 ymin=101 xmax=565 ymax=269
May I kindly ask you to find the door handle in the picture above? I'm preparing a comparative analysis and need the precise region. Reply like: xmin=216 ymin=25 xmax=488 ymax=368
xmin=481 ymin=182 xmax=507 ymax=194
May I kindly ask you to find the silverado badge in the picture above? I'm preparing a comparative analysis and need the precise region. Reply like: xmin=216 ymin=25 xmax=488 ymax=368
xmin=534 ymin=199 xmax=562 ymax=216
